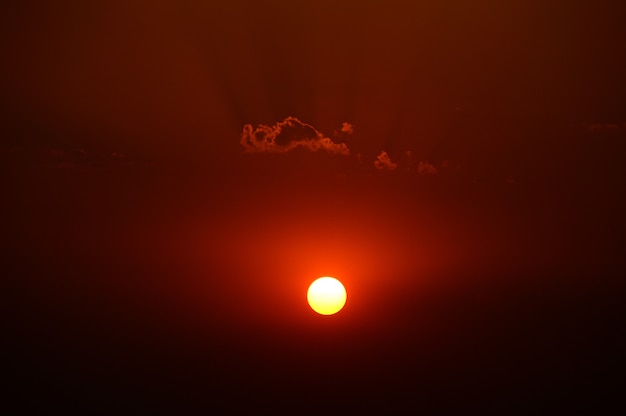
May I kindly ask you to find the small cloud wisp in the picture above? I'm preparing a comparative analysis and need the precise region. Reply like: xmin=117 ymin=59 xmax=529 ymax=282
xmin=374 ymin=151 xmax=398 ymax=170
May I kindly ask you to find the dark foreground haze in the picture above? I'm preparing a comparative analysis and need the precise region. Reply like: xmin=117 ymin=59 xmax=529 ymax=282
xmin=3 ymin=1 xmax=625 ymax=413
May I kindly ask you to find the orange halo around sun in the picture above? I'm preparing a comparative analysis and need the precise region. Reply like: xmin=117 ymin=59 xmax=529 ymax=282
xmin=307 ymin=277 xmax=347 ymax=315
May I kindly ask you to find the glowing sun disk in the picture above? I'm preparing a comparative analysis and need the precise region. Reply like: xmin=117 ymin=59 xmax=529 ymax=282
xmin=307 ymin=277 xmax=347 ymax=315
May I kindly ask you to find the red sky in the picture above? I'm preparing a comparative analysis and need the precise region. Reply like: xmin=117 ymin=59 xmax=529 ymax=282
xmin=3 ymin=1 xmax=625 ymax=412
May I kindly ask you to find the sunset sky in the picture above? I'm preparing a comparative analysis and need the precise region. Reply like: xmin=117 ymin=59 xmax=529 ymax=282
xmin=3 ymin=1 xmax=625 ymax=412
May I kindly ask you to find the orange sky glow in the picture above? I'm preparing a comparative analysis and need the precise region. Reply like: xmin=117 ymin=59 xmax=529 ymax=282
xmin=2 ymin=0 xmax=625 ymax=412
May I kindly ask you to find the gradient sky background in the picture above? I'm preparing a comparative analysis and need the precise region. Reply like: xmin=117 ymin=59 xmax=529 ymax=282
xmin=3 ymin=1 xmax=625 ymax=412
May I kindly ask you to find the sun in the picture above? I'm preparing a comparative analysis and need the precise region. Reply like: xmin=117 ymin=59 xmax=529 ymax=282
xmin=307 ymin=277 xmax=347 ymax=315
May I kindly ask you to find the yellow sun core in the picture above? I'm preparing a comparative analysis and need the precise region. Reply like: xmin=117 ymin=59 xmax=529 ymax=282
xmin=307 ymin=277 xmax=347 ymax=315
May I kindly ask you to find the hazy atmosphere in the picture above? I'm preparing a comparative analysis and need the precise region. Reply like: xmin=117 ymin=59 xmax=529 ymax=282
xmin=3 ymin=1 xmax=625 ymax=412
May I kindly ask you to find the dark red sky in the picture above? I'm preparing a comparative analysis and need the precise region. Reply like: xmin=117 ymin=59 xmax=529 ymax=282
xmin=3 ymin=1 xmax=625 ymax=412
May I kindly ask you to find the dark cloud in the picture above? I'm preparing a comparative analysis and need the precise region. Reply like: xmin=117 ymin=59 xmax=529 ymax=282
xmin=583 ymin=122 xmax=626 ymax=133
xmin=2 ymin=146 xmax=136 ymax=170
xmin=48 ymin=148 xmax=134 ymax=169
xmin=239 ymin=118 xmax=454 ymax=179
xmin=240 ymin=117 xmax=350 ymax=155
